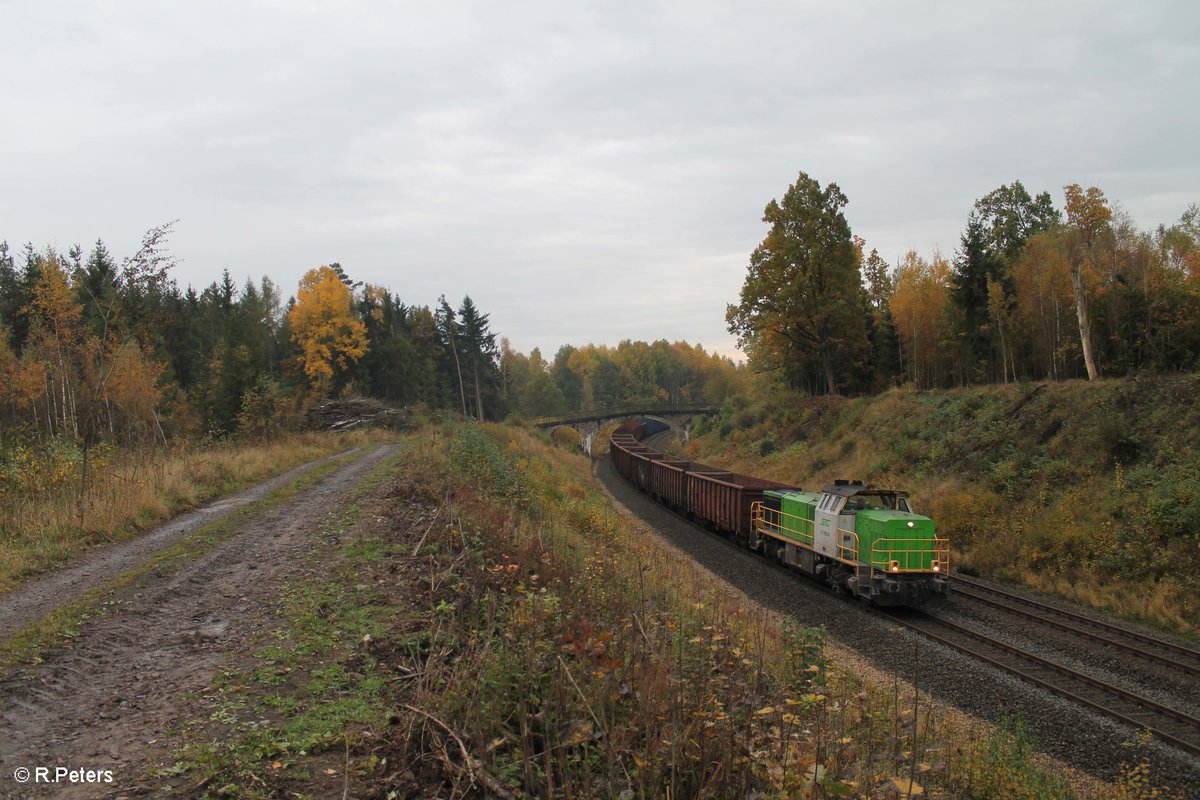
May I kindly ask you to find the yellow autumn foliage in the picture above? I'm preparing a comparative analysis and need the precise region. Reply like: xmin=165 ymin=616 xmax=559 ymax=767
xmin=288 ymin=266 xmax=368 ymax=394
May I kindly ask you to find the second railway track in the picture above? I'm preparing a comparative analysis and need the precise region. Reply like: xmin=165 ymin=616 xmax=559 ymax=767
xmin=598 ymin=432 xmax=1200 ymax=789
xmin=885 ymin=606 xmax=1200 ymax=759
xmin=950 ymin=574 xmax=1200 ymax=677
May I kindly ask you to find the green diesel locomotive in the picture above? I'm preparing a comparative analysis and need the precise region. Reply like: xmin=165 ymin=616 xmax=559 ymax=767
xmin=753 ymin=480 xmax=949 ymax=605
xmin=610 ymin=421 xmax=949 ymax=608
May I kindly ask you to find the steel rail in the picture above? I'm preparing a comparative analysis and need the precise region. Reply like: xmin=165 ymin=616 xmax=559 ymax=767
xmin=951 ymin=574 xmax=1200 ymax=675
xmin=885 ymin=609 xmax=1200 ymax=758
xmin=614 ymin=425 xmax=1200 ymax=756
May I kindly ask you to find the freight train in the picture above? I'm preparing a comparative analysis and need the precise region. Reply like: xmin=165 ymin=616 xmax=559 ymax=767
xmin=609 ymin=419 xmax=949 ymax=607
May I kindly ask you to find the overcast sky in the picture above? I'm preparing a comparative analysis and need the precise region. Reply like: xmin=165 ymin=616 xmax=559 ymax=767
xmin=2 ymin=1 xmax=1197 ymax=358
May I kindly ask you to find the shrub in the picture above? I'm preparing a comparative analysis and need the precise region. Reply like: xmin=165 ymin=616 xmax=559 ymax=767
xmin=932 ymin=490 xmax=1004 ymax=547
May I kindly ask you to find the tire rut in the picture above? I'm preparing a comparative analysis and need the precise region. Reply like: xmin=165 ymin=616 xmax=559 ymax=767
xmin=0 ymin=447 xmax=362 ymax=642
xmin=0 ymin=444 xmax=397 ymax=799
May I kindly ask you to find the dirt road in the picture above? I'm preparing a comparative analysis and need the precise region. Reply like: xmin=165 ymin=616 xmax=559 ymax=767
xmin=0 ymin=445 xmax=397 ymax=799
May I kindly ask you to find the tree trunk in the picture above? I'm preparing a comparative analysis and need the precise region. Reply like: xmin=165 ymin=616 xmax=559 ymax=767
xmin=1052 ymin=293 xmax=1062 ymax=380
xmin=473 ymin=363 xmax=484 ymax=421
xmin=820 ymin=348 xmax=838 ymax=396
xmin=446 ymin=328 xmax=468 ymax=417
xmin=997 ymin=320 xmax=1009 ymax=384
xmin=1070 ymin=262 xmax=1099 ymax=381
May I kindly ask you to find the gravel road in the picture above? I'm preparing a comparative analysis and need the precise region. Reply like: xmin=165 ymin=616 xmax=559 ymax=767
xmin=0 ymin=445 xmax=396 ymax=799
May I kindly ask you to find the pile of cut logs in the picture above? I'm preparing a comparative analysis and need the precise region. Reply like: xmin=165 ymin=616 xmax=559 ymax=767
xmin=307 ymin=398 xmax=413 ymax=431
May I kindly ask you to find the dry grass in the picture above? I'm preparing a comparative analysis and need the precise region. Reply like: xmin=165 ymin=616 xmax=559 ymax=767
xmin=143 ymin=421 xmax=1172 ymax=798
xmin=0 ymin=429 xmax=394 ymax=594
xmin=393 ymin=422 xmax=1113 ymax=798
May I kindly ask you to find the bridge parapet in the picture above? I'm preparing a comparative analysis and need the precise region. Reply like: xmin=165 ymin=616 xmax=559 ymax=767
xmin=529 ymin=404 xmax=716 ymax=429
xmin=531 ymin=404 xmax=718 ymax=456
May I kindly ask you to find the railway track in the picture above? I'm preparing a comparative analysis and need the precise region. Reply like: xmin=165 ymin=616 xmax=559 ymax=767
xmin=614 ymin=426 xmax=1200 ymax=762
xmin=950 ymin=574 xmax=1200 ymax=677
xmin=886 ymin=607 xmax=1200 ymax=758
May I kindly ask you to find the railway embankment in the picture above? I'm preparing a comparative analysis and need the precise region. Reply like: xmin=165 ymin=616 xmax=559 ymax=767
xmin=678 ymin=374 xmax=1200 ymax=637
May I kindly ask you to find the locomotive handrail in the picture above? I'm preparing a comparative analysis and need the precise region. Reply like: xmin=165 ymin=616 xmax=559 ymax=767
xmin=750 ymin=501 xmax=815 ymax=546
xmin=836 ymin=527 xmax=860 ymax=563
xmin=870 ymin=536 xmax=950 ymax=574
xmin=751 ymin=501 xmax=947 ymax=576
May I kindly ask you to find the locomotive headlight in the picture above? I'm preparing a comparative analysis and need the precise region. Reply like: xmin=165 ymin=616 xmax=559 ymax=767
xmin=907 ymin=521 xmax=914 ymax=528
xmin=933 ymin=565 xmax=940 ymax=572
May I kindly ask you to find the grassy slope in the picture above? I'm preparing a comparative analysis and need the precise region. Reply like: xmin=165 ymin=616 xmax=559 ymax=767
xmin=682 ymin=374 xmax=1200 ymax=635
xmin=165 ymin=423 xmax=1110 ymax=799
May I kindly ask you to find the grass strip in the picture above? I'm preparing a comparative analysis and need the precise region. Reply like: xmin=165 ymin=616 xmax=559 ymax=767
xmin=157 ymin=448 xmax=413 ymax=797
xmin=0 ymin=429 xmax=403 ymax=593
xmin=0 ymin=447 xmax=370 ymax=669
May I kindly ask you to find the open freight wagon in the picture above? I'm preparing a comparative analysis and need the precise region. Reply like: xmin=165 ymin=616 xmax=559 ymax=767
xmin=608 ymin=419 xmax=950 ymax=607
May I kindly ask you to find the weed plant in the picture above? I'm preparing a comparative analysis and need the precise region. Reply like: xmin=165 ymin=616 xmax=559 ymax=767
xmin=392 ymin=422 xmax=1094 ymax=798
xmin=158 ymin=423 xmax=1168 ymax=798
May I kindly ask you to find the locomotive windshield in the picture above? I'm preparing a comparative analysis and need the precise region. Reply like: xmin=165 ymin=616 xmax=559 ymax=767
xmin=844 ymin=492 xmax=912 ymax=513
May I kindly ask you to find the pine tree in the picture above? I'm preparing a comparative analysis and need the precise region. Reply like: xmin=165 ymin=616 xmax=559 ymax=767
xmin=77 ymin=240 xmax=119 ymax=339
xmin=437 ymin=296 xmax=468 ymax=416
xmin=0 ymin=240 xmax=24 ymax=344
xmin=457 ymin=296 xmax=499 ymax=420
xmin=952 ymin=214 xmax=1004 ymax=378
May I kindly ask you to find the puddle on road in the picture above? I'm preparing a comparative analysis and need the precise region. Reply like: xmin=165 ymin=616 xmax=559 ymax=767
xmin=199 ymin=499 xmax=244 ymax=514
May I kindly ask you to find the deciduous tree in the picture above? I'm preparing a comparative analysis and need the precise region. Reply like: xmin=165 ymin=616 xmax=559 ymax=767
xmin=288 ymin=266 xmax=368 ymax=395
xmin=973 ymin=181 xmax=1060 ymax=264
xmin=726 ymin=171 xmax=868 ymax=395
xmin=1010 ymin=232 xmax=1075 ymax=379
xmin=1063 ymin=184 xmax=1112 ymax=381
xmin=891 ymin=250 xmax=953 ymax=388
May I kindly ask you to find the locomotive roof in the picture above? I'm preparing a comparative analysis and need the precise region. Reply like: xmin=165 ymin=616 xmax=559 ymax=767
xmin=820 ymin=481 xmax=908 ymax=497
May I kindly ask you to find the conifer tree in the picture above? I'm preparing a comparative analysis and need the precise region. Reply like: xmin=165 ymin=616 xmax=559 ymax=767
xmin=457 ymin=296 xmax=499 ymax=420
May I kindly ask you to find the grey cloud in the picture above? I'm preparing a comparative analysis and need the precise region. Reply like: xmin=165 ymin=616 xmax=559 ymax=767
xmin=2 ymin=0 xmax=1197 ymax=359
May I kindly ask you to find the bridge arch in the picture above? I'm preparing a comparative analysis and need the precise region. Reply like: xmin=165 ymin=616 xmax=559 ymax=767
xmin=531 ymin=404 xmax=718 ymax=456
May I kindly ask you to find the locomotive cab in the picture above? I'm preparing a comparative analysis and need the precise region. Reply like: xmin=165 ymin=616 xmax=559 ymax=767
xmin=820 ymin=481 xmax=949 ymax=605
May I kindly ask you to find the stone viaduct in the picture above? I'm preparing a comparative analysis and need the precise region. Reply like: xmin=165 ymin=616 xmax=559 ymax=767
xmin=529 ymin=404 xmax=718 ymax=455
